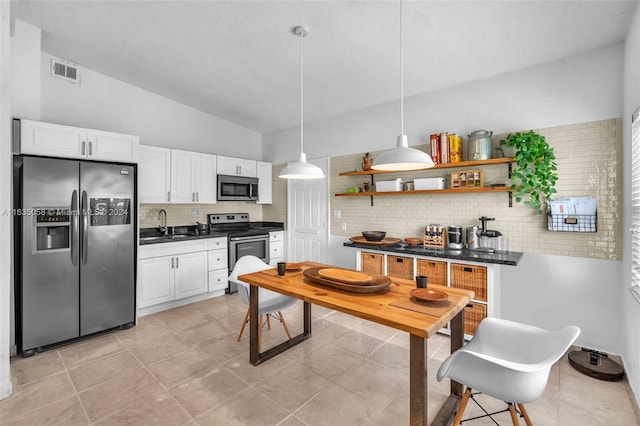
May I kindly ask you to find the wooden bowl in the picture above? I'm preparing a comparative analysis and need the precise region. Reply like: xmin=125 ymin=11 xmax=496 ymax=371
xmin=362 ymin=231 xmax=386 ymax=241
xmin=404 ymin=238 xmax=422 ymax=246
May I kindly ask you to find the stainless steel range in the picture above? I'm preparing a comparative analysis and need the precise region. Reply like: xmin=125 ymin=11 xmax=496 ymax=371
xmin=208 ymin=213 xmax=269 ymax=293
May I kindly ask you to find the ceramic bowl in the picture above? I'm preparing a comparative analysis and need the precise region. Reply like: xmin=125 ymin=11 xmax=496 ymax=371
xmin=362 ymin=231 xmax=386 ymax=241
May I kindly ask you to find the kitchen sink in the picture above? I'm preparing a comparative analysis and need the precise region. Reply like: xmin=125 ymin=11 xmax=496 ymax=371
xmin=140 ymin=234 xmax=193 ymax=242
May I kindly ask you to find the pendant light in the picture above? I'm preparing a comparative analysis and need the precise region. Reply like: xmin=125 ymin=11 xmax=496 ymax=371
xmin=371 ymin=1 xmax=434 ymax=171
xmin=279 ymin=26 xmax=325 ymax=180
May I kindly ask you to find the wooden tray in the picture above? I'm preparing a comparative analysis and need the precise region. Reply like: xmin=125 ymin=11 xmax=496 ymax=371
xmin=349 ymin=236 xmax=402 ymax=246
xmin=303 ymin=267 xmax=391 ymax=294
xmin=317 ymin=268 xmax=372 ymax=284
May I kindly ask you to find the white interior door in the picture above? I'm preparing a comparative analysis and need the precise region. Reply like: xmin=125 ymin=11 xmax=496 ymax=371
xmin=287 ymin=158 xmax=329 ymax=263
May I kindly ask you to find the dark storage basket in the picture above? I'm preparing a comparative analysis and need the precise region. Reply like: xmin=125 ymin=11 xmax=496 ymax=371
xmin=547 ymin=212 xmax=597 ymax=232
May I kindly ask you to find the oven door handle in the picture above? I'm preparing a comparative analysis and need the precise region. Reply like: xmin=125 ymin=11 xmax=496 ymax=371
xmin=229 ymin=234 xmax=269 ymax=242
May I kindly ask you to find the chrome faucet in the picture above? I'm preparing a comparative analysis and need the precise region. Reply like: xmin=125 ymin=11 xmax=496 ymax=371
xmin=158 ymin=209 xmax=168 ymax=235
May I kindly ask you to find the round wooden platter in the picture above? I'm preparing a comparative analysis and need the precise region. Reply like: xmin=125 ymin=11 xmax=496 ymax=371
xmin=317 ymin=268 xmax=372 ymax=284
xmin=349 ymin=236 xmax=402 ymax=246
xmin=303 ymin=267 xmax=391 ymax=294
xmin=410 ymin=288 xmax=449 ymax=302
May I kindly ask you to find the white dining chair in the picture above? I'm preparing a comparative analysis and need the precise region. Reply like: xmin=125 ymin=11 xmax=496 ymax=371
xmin=228 ymin=255 xmax=297 ymax=351
xmin=437 ymin=317 xmax=580 ymax=426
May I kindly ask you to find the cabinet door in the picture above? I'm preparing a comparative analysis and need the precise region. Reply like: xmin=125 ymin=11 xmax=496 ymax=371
xmin=139 ymin=145 xmax=171 ymax=203
xmin=86 ymin=129 xmax=139 ymax=163
xmin=361 ymin=252 xmax=384 ymax=275
xmin=194 ymin=153 xmax=217 ymax=203
xmin=256 ymin=161 xmax=272 ymax=204
xmin=174 ymin=251 xmax=208 ymax=299
xmin=139 ymin=256 xmax=174 ymax=308
xmin=171 ymin=149 xmax=196 ymax=204
xmin=217 ymin=155 xmax=257 ymax=177
xmin=18 ymin=119 xmax=86 ymax=159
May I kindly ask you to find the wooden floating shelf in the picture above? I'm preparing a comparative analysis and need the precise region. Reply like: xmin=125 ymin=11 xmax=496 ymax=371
xmin=335 ymin=186 xmax=512 ymax=197
xmin=338 ymin=157 xmax=514 ymax=176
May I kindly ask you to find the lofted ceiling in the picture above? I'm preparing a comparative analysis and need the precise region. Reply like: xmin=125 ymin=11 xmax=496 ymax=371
xmin=11 ymin=0 xmax=639 ymax=134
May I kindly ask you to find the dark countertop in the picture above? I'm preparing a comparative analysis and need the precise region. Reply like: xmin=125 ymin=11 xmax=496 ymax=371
xmin=140 ymin=222 xmax=285 ymax=246
xmin=343 ymin=241 xmax=523 ymax=266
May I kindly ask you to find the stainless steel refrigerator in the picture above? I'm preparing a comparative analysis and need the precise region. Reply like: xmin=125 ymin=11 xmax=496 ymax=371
xmin=14 ymin=155 xmax=136 ymax=356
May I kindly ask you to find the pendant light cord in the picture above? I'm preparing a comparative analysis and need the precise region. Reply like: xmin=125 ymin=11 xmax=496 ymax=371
xmin=300 ymin=29 xmax=304 ymax=155
xmin=400 ymin=0 xmax=404 ymax=136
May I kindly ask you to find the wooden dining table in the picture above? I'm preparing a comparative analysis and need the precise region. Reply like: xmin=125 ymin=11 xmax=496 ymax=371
xmin=238 ymin=261 xmax=475 ymax=426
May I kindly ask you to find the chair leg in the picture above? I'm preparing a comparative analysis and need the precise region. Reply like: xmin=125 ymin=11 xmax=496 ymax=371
xmin=517 ymin=404 xmax=533 ymax=426
xmin=508 ymin=403 xmax=520 ymax=426
xmin=266 ymin=315 xmax=271 ymax=330
xmin=237 ymin=308 xmax=250 ymax=342
xmin=278 ymin=311 xmax=293 ymax=339
xmin=453 ymin=387 xmax=472 ymax=426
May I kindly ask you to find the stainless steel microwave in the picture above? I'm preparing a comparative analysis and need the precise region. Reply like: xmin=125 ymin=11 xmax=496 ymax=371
xmin=217 ymin=175 xmax=259 ymax=201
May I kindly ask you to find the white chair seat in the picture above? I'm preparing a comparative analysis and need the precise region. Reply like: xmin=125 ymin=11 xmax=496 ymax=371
xmin=437 ymin=317 xmax=580 ymax=425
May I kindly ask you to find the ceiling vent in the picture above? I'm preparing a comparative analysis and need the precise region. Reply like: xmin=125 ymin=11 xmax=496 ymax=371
xmin=50 ymin=57 xmax=80 ymax=84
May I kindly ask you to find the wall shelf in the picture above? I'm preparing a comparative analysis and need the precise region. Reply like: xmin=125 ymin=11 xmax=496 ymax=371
xmin=336 ymin=157 xmax=514 ymax=206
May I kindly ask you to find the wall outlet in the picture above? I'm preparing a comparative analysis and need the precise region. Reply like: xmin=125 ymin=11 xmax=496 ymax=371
xmin=191 ymin=209 xmax=199 ymax=218
xmin=333 ymin=210 xmax=341 ymax=219
xmin=342 ymin=222 xmax=347 ymax=231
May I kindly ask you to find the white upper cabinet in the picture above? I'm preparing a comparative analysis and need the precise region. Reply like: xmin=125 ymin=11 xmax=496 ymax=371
xmin=139 ymin=145 xmax=171 ymax=203
xmin=170 ymin=149 xmax=217 ymax=204
xmin=217 ymin=155 xmax=256 ymax=177
xmin=256 ymin=161 xmax=272 ymax=204
xmin=16 ymin=119 xmax=139 ymax=163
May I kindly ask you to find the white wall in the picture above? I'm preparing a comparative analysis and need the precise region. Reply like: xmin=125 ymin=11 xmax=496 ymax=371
xmin=623 ymin=3 xmax=640 ymax=408
xmin=1 ymin=0 xmax=13 ymax=401
xmin=11 ymin=21 xmax=39 ymax=121
xmin=38 ymin=51 xmax=262 ymax=158
xmin=267 ymin=43 xmax=625 ymax=354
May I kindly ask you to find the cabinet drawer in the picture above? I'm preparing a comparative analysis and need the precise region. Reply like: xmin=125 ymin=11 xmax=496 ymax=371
xmin=361 ymin=252 xmax=384 ymax=275
xmin=463 ymin=302 xmax=487 ymax=335
xmin=416 ymin=259 xmax=447 ymax=286
xmin=270 ymin=231 xmax=283 ymax=242
xmin=387 ymin=255 xmax=414 ymax=280
xmin=208 ymin=269 xmax=228 ymax=292
xmin=451 ymin=263 xmax=487 ymax=301
xmin=207 ymin=237 xmax=227 ymax=250
xmin=208 ymin=249 xmax=227 ymax=270
xmin=139 ymin=240 xmax=208 ymax=259
xmin=270 ymin=240 xmax=283 ymax=259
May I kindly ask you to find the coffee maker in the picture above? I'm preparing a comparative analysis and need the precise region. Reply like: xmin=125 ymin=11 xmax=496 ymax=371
xmin=447 ymin=225 xmax=464 ymax=250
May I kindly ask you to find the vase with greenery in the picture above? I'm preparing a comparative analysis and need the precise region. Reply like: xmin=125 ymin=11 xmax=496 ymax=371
xmin=500 ymin=130 xmax=558 ymax=216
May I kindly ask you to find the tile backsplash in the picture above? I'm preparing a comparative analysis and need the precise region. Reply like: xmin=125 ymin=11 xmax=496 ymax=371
xmin=330 ymin=118 xmax=622 ymax=260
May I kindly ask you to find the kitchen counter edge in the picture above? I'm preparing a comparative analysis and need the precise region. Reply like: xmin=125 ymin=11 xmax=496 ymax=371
xmin=343 ymin=242 xmax=523 ymax=266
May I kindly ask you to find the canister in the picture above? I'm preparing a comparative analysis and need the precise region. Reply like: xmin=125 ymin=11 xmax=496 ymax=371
xmin=468 ymin=130 xmax=493 ymax=160
xmin=449 ymin=134 xmax=462 ymax=162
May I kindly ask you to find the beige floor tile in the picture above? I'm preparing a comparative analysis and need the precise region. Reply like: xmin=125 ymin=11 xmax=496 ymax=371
xmin=147 ymin=348 xmax=217 ymax=388
xmin=366 ymin=341 xmax=409 ymax=372
xmin=10 ymin=350 xmax=65 ymax=386
xmin=115 ymin=321 xmax=175 ymax=349
xmin=329 ymin=329 xmax=385 ymax=358
xmin=292 ymin=344 xmax=362 ymax=382
xmin=253 ymin=360 xmax=333 ymax=412
xmin=161 ymin=310 xmax=210 ymax=333
xmin=151 ymin=303 xmax=200 ymax=322
xmin=78 ymin=367 xmax=163 ymax=422
xmin=130 ymin=334 xmax=193 ymax=366
xmin=168 ymin=365 xmax=249 ymax=417
xmin=196 ymin=387 xmax=290 ymax=426
xmin=178 ymin=319 xmax=235 ymax=345
xmin=322 ymin=310 xmax=364 ymax=329
xmin=68 ymin=351 xmax=142 ymax=392
xmin=351 ymin=321 xmax=399 ymax=341
xmin=305 ymin=319 xmax=351 ymax=343
xmin=197 ymin=333 xmax=251 ymax=362
xmin=223 ymin=351 xmax=292 ymax=384
xmin=278 ymin=415 xmax=308 ymax=426
xmin=58 ymin=334 xmax=126 ymax=369
xmin=94 ymin=391 xmax=192 ymax=426
xmin=0 ymin=372 xmax=76 ymax=422
xmin=3 ymin=395 xmax=88 ymax=426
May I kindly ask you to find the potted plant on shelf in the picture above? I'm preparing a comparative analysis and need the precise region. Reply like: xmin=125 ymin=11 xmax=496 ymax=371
xmin=500 ymin=130 xmax=558 ymax=216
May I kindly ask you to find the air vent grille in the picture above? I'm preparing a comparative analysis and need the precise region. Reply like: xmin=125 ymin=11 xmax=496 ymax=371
xmin=50 ymin=58 xmax=80 ymax=83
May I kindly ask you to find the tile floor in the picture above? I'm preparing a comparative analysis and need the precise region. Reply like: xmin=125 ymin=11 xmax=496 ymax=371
xmin=1 ymin=294 xmax=638 ymax=425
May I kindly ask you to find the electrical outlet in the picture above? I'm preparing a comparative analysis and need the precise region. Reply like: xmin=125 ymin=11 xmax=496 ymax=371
xmin=333 ymin=209 xmax=341 ymax=219
xmin=191 ymin=209 xmax=199 ymax=218
xmin=342 ymin=222 xmax=347 ymax=231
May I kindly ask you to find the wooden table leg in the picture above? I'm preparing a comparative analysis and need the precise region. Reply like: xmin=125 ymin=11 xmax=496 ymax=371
xmin=409 ymin=334 xmax=428 ymax=426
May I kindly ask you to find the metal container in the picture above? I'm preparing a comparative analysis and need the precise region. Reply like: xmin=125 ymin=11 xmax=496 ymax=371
xmin=447 ymin=225 xmax=464 ymax=249
xmin=466 ymin=226 xmax=481 ymax=250
xmin=467 ymin=130 xmax=493 ymax=160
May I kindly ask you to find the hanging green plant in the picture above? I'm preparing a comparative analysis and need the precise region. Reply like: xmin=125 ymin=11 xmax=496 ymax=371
xmin=500 ymin=130 xmax=558 ymax=216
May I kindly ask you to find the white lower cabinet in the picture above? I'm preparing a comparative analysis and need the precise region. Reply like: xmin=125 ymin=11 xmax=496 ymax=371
xmin=207 ymin=237 xmax=228 ymax=292
xmin=269 ymin=231 xmax=284 ymax=266
xmin=139 ymin=240 xmax=209 ymax=309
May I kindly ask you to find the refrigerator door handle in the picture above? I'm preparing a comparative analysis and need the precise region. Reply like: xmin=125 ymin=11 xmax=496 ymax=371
xmin=81 ymin=190 xmax=89 ymax=265
xmin=70 ymin=190 xmax=79 ymax=266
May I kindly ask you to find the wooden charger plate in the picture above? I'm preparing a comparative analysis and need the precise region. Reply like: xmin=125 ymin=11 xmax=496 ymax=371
xmin=286 ymin=262 xmax=302 ymax=271
xmin=410 ymin=288 xmax=448 ymax=302
xmin=349 ymin=236 xmax=402 ymax=246
xmin=317 ymin=268 xmax=372 ymax=284
xmin=303 ymin=267 xmax=391 ymax=294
